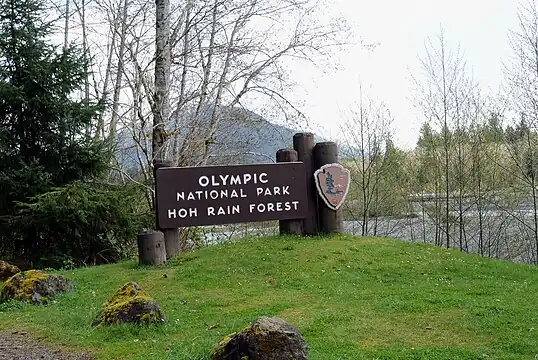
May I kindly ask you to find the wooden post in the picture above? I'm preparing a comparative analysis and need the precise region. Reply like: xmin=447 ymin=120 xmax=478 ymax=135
xmin=293 ymin=133 xmax=318 ymax=235
xmin=313 ymin=142 xmax=344 ymax=233
xmin=154 ymin=160 xmax=181 ymax=259
xmin=276 ymin=149 xmax=303 ymax=236
xmin=137 ymin=230 xmax=167 ymax=265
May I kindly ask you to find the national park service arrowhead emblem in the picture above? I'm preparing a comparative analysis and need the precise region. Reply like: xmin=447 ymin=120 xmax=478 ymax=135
xmin=314 ymin=163 xmax=350 ymax=211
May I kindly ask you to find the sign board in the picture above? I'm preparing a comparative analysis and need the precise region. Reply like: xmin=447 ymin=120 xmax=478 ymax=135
xmin=155 ymin=162 xmax=308 ymax=228
xmin=314 ymin=163 xmax=350 ymax=210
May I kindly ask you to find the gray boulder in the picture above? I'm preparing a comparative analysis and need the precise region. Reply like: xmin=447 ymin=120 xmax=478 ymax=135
xmin=1 ymin=270 xmax=73 ymax=304
xmin=0 ymin=260 xmax=20 ymax=281
xmin=212 ymin=316 xmax=308 ymax=360
xmin=93 ymin=281 xmax=165 ymax=326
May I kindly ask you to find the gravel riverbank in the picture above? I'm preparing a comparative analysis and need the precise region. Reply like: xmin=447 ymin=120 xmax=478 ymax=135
xmin=0 ymin=331 xmax=93 ymax=360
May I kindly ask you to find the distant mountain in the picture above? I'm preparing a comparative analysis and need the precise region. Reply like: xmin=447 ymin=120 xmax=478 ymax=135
xmin=206 ymin=107 xmax=303 ymax=165
xmin=114 ymin=106 xmax=355 ymax=171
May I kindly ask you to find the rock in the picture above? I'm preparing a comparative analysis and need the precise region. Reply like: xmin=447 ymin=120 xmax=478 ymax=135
xmin=211 ymin=316 xmax=309 ymax=360
xmin=0 ymin=270 xmax=73 ymax=304
xmin=92 ymin=281 xmax=165 ymax=327
xmin=0 ymin=260 xmax=20 ymax=281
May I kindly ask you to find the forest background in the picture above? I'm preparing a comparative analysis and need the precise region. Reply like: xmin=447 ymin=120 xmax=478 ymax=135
xmin=2 ymin=0 xmax=538 ymax=268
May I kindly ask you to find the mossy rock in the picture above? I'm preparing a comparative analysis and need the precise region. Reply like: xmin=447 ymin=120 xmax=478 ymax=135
xmin=212 ymin=316 xmax=308 ymax=360
xmin=0 ymin=260 xmax=20 ymax=281
xmin=0 ymin=269 xmax=73 ymax=304
xmin=93 ymin=281 xmax=165 ymax=327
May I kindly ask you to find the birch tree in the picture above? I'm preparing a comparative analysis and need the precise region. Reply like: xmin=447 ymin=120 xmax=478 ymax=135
xmin=342 ymin=85 xmax=393 ymax=236
xmin=413 ymin=27 xmax=474 ymax=249
xmin=504 ymin=0 xmax=538 ymax=263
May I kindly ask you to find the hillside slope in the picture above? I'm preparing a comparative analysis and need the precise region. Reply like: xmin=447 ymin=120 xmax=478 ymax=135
xmin=0 ymin=234 xmax=537 ymax=359
xmin=115 ymin=107 xmax=312 ymax=170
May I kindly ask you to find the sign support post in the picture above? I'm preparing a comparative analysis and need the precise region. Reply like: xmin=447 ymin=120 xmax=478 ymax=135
xmin=276 ymin=149 xmax=303 ymax=236
xmin=137 ymin=230 xmax=166 ymax=265
xmin=313 ymin=142 xmax=345 ymax=233
xmin=293 ymin=133 xmax=319 ymax=235
xmin=153 ymin=160 xmax=180 ymax=259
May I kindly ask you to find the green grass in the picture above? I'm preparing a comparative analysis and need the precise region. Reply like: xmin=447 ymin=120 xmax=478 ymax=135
xmin=1 ymin=234 xmax=537 ymax=359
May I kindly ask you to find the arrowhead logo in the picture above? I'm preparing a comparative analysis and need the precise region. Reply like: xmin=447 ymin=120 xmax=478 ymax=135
xmin=314 ymin=163 xmax=351 ymax=211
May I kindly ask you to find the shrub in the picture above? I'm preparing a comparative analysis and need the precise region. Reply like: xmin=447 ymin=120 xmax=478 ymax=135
xmin=2 ymin=181 xmax=153 ymax=268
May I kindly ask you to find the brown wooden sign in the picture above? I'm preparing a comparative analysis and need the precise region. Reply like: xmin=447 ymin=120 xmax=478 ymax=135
xmin=155 ymin=162 xmax=308 ymax=228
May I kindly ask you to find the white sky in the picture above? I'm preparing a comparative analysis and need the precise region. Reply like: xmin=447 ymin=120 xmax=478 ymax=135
xmin=289 ymin=0 xmax=520 ymax=150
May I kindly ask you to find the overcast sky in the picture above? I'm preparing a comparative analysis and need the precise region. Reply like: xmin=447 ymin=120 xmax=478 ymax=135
xmin=289 ymin=0 xmax=520 ymax=150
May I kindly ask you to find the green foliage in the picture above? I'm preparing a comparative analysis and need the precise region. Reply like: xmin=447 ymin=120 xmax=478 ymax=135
xmin=413 ymin=116 xmax=512 ymax=194
xmin=343 ymin=137 xmax=411 ymax=221
xmin=5 ymin=182 xmax=153 ymax=268
xmin=0 ymin=235 xmax=536 ymax=359
xmin=0 ymin=0 xmax=116 ymax=266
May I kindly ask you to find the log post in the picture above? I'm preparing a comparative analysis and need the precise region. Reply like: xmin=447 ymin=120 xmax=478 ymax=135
xmin=137 ymin=230 xmax=167 ymax=265
xmin=293 ymin=133 xmax=318 ymax=235
xmin=276 ymin=149 xmax=303 ymax=236
xmin=313 ymin=142 xmax=344 ymax=233
xmin=154 ymin=160 xmax=181 ymax=259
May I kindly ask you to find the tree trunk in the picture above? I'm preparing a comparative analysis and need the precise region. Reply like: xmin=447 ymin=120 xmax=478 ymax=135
xmin=63 ymin=0 xmax=69 ymax=51
xmin=153 ymin=0 xmax=171 ymax=163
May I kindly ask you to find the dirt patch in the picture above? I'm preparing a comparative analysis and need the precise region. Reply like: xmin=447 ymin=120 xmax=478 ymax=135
xmin=0 ymin=331 xmax=94 ymax=360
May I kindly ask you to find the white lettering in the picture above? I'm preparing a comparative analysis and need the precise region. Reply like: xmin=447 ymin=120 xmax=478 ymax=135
xmin=220 ymin=174 xmax=229 ymax=185
xmin=230 ymin=175 xmax=241 ymax=185
xmin=174 ymin=189 xmax=251 ymax=201
xmin=248 ymin=201 xmax=300 ymax=213
xmin=254 ymin=186 xmax=290 ymax=197
xmin=211 ymin=175 xmax=220 ymax=186
xmin=168 ymin=208 xmax=197 ymax=219
xmin=199 ymin=176 xmax=209 ymax=187
xmin=208 ymin=205 xmax=241 ymax=216
xmin=198 ymin=172 xmax=272 ymax=188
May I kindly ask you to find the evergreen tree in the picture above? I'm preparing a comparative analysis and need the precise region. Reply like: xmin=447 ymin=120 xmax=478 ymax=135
xmin=0 ymin=0 xmax=108 ymax=263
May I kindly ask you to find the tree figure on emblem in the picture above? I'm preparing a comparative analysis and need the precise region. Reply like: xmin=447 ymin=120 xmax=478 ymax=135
xmin=324 ymin=171 xmax=343 ymax=195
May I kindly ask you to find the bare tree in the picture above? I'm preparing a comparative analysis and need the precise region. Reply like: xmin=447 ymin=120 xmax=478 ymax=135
xmin=342 ymin=84 xmax=393 ymax=236
xmin=80 ymin=0 xmax=348 ymax=171
xmin=152 ymin=0 xmax=170 ymax=165
xmin=504 ymin=0 xmax=538 ymax=264
xmin=413 ymin=27 xmax=474 ymax=249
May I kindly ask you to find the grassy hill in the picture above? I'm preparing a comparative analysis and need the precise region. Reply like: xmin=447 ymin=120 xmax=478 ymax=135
xmin=0 ymin=234 xmax=537 ymax=359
